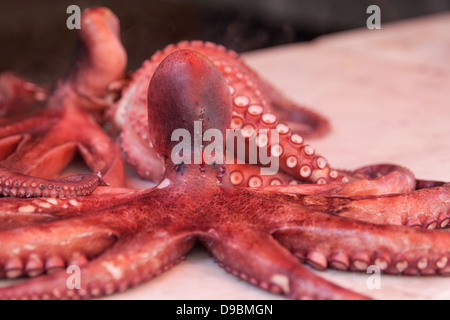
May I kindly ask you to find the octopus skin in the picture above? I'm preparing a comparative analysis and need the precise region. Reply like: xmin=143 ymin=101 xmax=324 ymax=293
xmin=0 ymin=38 xmax=448 ymax=301
xmin=0 ymin=8 xmax=127 ymax=198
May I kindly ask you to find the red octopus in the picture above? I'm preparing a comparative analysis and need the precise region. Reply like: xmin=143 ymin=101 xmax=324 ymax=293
xmin=0 ymin=7 xmax=449 ymax=300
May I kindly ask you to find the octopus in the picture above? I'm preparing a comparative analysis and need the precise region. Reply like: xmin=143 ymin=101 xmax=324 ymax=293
xmin=0 ymin=7 xmax=448 ymax=300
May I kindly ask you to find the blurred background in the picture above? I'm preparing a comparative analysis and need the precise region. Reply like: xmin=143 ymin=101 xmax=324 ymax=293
xmin=0 ymin=0 xmax=449 ymax=83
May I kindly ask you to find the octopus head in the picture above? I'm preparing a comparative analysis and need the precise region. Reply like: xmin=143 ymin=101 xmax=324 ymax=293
xmin=147 ymin=49 xmax=232 ymax=164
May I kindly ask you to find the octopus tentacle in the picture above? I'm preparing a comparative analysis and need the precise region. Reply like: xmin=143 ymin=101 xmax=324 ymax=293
xmin=0 ymin=168 xmax=103 ymax=198
xmin=258 ymin=164 xmax=417 ymax=196
xmin=0 ymin=186 xmax=140 ymax=221
xmin=272 ymin=210 xmax=450 ymax=275
xmin=57 ymin=7 xmax=127 ymax=113
xmin=0 ymin=107 xmax=123 ymax=195
xmin=0 ymin=215 xmax=119 ymax=279
xmin=0 ymin=72 xmax=47 ymax=118
xmin=0 ymin=110 xmax=56 ymax=141
xmin=335 ymin=183 xmax=450 ymax=228
xmin=0 ymin=228 xmax=195 ymax=299
xmin=0 ymin=8 xmax=127 ymax=197
xmin=413 ymin=179 xmax=446 ymax=190
xmin=256 ymin=175 xmax=449 ymax=229
xmin=263 ymin=87 xmax=330 ymax=139
xmin=341 ymin=164 xmax=417 ymax=195
xmin=227 ymin=163 xmax=301 ymax=187
xmin=145 ymin=49 xmax=370 ymax=299
xmin=119 ymin=111 xmax=165 ymax=182
xmin=200 ymin=226 xmax=368 ymax=300
xmin=112 ymin=40 xmax=345 ymax=184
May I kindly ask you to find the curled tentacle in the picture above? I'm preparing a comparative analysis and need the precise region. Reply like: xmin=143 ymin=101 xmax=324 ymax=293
xmin=256 ymin=166 xmax=448 ymax=228
xmin=57 ymin=7 xmax=127 ymax=113
xmin=0 ymin=186 xmax=140 ymax=221
xmin=227 ymin=163 xmax=300 ymax=187
xmin=0 ymin=168 xmax=103 ymax=198
xmin=415 ymin=179 xmax=446 ymax=190
xmin=0 ymin=106 xmax=125 ymax=195
xmin=265 ymin=88 xmax=330 ymax=139
xmin=0 ymin=72 xmax=47 ymax=118
xmin=147 ymin=48 xmax=232 ymax=158
xmin=258 ymin=164 xmax=417 ymax=196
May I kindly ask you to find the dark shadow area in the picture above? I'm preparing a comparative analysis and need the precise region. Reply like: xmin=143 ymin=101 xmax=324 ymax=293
xmin=0 ymin=0 xmax=449 ymax=83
